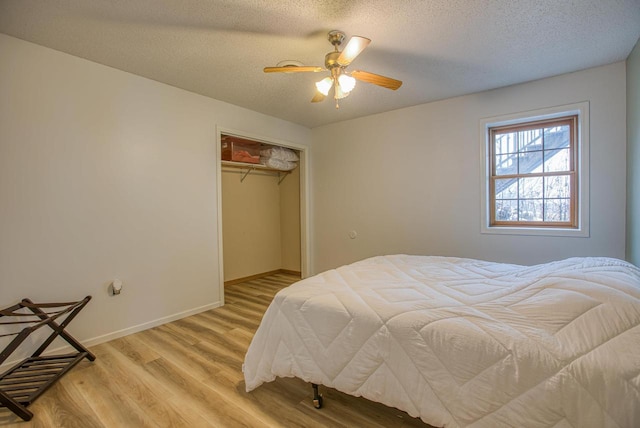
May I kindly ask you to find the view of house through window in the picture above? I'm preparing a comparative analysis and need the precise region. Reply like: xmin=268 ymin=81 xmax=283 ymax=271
xmin=489 ymin=115 xmax=577 ymax=228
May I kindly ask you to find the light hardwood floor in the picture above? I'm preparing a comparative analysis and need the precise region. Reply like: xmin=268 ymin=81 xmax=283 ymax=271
xmin=1 ymin=274 xmax=434 ymax=427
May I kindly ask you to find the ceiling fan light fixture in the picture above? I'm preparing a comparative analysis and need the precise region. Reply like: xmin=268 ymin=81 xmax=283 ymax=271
xmin=334 ymin=83 xmax=349 ymax=100
xmin=315 ymin=77 xmax=333 ymax=96
xmin=264 ymin=30 xmax=402 ymax=108
xmin=338 ymin=74 xmax=356 ymax=93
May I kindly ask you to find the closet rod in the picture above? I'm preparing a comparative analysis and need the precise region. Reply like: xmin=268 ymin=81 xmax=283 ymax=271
xmin=221 ymin=161 xmax=293 ymax=185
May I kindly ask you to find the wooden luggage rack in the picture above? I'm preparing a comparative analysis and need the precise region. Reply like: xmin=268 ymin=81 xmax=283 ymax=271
xmin=0 ymin=296 xmax=95 ymax=421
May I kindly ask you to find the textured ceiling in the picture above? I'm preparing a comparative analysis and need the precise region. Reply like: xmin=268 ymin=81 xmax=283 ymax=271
xmin=1 ymin=0 xmax=639 ymax=128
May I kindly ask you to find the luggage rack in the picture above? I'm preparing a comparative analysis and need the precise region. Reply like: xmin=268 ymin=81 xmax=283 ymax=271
xmin=0 ymin=296 xmax=95 ymax=421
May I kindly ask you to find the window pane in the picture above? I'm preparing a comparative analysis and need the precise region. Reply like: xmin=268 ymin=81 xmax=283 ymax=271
xmin=495 ymin=178 xmax=518 ymax=199
xmin=544 ymin=148 xmax=570 ymax=172
xmin=518 ymin=151 xmax=543 ymax=174
xmin=495 ymin=154 xmax=517 ymax=175
xmin=544 ymin=198 xmax=570 ymax=222
xmin=495 ymin=132 xmax=517 ymax=155
xmin=495 ymin=199 xmax=518 ymax=221
xmin=544 ymin=125 xmax=570 ymax=149
xmin=488 ymin=114 xmax=578 ymax=229
xmin=519 ymin=177 xmax=543 ymax=199
xmin=544 ymin=175 xmax=571 ymax=198
xmin=518 ymin=129 xmax=542 ymax=152
xmin=519 ymin=199 xmax=543 ymax=221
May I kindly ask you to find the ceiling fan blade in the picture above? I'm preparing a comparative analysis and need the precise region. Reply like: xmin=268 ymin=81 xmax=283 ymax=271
xmin=337 ymin=36 xmax=371 ymax=66
xmin=351 ymin=70 xmax=403 ymax=90
xmin=264 ymin=66 xmax=324 ymax=73
xmin=311 ymin=91 xmax=326 ymax=103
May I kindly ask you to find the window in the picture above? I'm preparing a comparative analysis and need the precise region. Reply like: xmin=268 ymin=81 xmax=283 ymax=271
xmin=480 ymin=102 xmax=589 ymax=237
xmin=490 ymin=116 xmax=577 ymax=227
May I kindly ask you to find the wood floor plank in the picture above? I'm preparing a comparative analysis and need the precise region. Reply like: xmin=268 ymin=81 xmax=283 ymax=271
xmin=27 ymin=380 xmax=105 ymax=428
xmin=225 ymin=287 xmax=283 ymax=309
xmin=201 ymin=305 xmax=261 ymax=330
xmin=171 ymin=313 xmax=235 ymax=340
xmin=0 ymin=273 xmax=434 ymax=428
xmin=134 ymin=329 xmax=222 ymax=382
xmin=142 ymin=358 xmax=267 ymax=427
xmin=105 ymin=335 xmax=161 ymax=366
xmin=66 ymin=345 xmax=165 ymax=428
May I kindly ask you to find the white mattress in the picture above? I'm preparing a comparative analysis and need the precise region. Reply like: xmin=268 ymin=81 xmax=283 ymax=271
xmin=243 ymin=255 xmax=640 ymax=427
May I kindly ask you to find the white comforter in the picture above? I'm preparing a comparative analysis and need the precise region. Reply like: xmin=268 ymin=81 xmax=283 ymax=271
xmin=243 ymin=255 xmax=640 ymax=427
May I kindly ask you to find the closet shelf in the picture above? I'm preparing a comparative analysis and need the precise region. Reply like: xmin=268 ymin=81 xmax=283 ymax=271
xmin=221 ymin=161 xmax=295 ymax=184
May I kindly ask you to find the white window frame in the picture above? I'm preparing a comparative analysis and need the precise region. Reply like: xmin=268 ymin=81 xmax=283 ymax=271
xmin=480 ymin=102 xmax=589 ymax=237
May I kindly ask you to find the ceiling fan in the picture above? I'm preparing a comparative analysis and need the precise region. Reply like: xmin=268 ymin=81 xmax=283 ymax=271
xmin=264 ymin=30 xmax=403 ymax=108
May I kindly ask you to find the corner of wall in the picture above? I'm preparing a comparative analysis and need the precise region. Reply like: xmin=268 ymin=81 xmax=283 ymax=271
xmin=627 ymin=37 xmax=640 ymax=266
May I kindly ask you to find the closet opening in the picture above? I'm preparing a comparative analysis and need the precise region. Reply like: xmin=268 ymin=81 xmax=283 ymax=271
xmin=217 ymin=131 xmax=308 ymax=304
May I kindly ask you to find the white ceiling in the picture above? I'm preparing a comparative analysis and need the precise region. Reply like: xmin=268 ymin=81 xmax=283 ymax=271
xmin=1 ymin=0 xmax=639 ymax=128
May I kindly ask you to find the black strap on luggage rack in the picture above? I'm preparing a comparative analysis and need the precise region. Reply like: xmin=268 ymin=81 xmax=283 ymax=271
xmin=0 ymin=296 xmax=95 ymax=421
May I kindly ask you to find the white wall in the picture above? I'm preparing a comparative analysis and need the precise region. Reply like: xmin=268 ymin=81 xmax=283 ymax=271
xmin=0 ymin=34 xmax=310 ymax=357
xmin=310 ymin=62 xmax=627 ymax=273
xmin=627 ymin=38 xmax=640 ymax=267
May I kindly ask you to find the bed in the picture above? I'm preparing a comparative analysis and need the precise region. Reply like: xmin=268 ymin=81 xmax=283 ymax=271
xmin=243 ymin=255 xmax=640 ymax=428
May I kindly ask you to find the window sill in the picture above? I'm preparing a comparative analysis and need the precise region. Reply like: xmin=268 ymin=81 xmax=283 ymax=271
xmin=480 ymin=225 xmax=589 ymax=237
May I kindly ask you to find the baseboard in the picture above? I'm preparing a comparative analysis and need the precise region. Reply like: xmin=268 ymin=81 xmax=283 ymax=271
xmin=224 ymin=269 xmax=301 ymax=286
xmin=82 ymin=300 xmax=222 ymax=348
xmin=279 ymin=269 xmax=302 ymax=277
xmin=0 ymin=300 xmax=222 ymax=372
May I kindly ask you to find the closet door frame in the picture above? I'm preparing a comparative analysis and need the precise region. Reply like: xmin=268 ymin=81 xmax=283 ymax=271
xmin=215 ymin=126 xmax=310 ymax=305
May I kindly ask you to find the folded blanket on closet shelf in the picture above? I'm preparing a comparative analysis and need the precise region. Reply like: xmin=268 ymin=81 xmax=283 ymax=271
xmin=260 ymin=146 xmax=299 ymax=162
xmin=260 ymin=157 xmax=297 ymax=171
xmin=260 ymin=146 xmax=299 ymax=170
